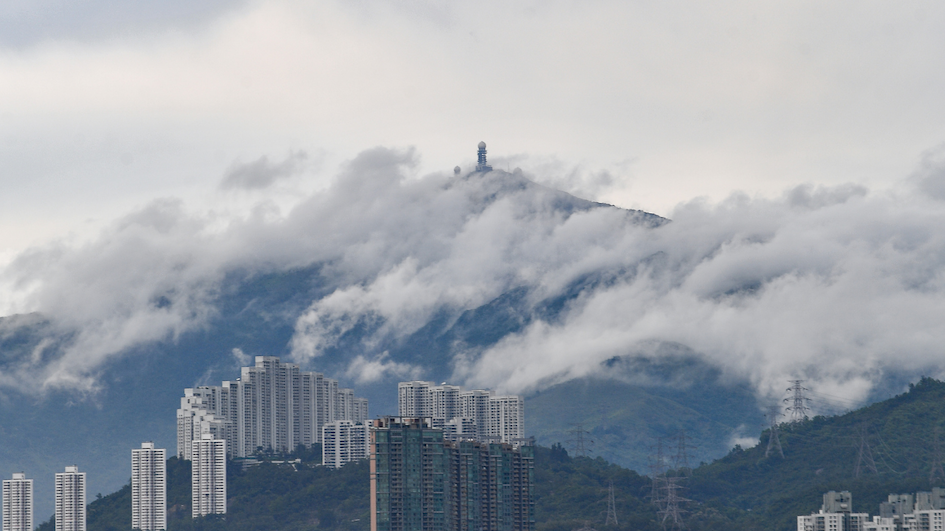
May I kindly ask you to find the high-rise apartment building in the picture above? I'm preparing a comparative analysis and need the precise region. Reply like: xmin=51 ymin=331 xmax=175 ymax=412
xmin=398 ymin=381 xmax=435 ymax=417
xmin=2 ymin=473 xmax=32 ymax=531
xmin=322 ymin=421 xmax=370 ymax=468
xmin=191 ymin=435 xmax=226 ymax=518
xmin=369 ymin=417 xmax=535 ymax=531
xmin=177 ymin=356 xmax=368 ymax=459
xmin=131 ymin=442 xmax=166 ymax=531
xmin=55 ymin=466 xmax=86 ymax=531
xmin=487 ymin=396 xmax=525 ymax=444
xmin=460 ymin=390 xmax=492 ymax=441
xmin=446 ymin=440 xmax=535 ymax=531
xmin=371 ymin=417 xmax=449 ymax=531
xmin=397 ymin=382 xmax=525 ymax=444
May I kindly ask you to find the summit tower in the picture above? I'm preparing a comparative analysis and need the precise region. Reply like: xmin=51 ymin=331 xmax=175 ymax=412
xmin=476 ymin=141 xmax=493 ymax=172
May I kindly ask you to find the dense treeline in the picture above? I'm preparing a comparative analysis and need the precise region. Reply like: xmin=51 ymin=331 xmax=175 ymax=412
xmin=37 ymin=378 xmax=945 ymax=531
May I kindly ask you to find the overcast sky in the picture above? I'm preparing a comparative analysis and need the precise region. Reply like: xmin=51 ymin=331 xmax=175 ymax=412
xmin=2 ymin=0 xmax=944 ymax=258
xmin=3 ymin=1 xmax=945 ymax=409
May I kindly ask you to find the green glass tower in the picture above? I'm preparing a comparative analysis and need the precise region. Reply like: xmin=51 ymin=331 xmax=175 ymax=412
xmin=371 ymin=418 xmax=448 ymax=531
xmin=371 ymin=417 xmax=534 ymax=531
xmin=447 ymin=441 xmax=534 ymax=531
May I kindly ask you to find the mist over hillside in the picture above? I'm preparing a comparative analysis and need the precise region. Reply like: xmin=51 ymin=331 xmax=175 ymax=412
xmin=3 ymin=145 xmax=945 ymax=518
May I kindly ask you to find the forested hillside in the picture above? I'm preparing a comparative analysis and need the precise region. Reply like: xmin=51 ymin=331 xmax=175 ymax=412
xmin=43 ymin=378 xmax=945 ymax=531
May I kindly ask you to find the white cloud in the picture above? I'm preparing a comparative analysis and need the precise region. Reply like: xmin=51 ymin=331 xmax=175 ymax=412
xmin=3 ymin=0 xmax=945 ymax=254
xmin=344 ymin=352 xmax=422 ymax=385
xmin=2 ymin=143 xmax=945 ymax=413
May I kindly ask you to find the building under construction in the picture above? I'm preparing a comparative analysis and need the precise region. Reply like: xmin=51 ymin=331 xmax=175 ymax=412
xmin=370 ymin=417 xmax=535 ymax=531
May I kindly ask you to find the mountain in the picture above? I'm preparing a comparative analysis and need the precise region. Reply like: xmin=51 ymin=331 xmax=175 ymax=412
xmin=0 ymin=166 xmax=672 ymax=518
xmin=0 ymin=157 xmax=929 ymax=520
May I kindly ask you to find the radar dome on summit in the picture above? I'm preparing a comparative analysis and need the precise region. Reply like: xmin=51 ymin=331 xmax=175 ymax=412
xmin=475 ymin=141 xmax=492 ymax=172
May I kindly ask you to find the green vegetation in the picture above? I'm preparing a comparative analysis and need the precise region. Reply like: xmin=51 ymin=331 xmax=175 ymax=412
xmin=684 ymin=377 xmax=945 ymax=531
xmin=38 ymin=449 xmax=370 ymax=531
xmin=40 ymin=378 xmax=945 ymax=531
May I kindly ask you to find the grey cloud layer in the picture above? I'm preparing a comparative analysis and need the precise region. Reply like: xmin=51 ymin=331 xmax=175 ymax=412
xmin=220 ymin=151 xmax=309 ymax=190
xmin=3 ymin=146 xmax=945 ymax=409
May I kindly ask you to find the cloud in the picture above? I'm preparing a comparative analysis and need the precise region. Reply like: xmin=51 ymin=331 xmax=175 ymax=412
xmin=4 ymin=144 xmax=945 ymax=414
xmin=344 ymin=352 xmax=422 ymax=385
xmin=911 ymin=145 xmax=945 ymax=201
xmin=220 ymin=151 xmax=309 ymax=190
xmin=0 ymin=0 xmax=247 ymax=47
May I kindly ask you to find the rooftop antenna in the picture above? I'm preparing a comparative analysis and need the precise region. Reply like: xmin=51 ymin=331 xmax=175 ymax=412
xmin=476 ymin=141 xmax=493 ymax=172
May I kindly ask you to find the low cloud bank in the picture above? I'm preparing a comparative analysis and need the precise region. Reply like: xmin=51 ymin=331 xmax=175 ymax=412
xmin=3 ymin=146 xmax=945 ymax=410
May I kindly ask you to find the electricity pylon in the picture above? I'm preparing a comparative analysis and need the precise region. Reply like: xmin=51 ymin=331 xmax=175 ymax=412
xmin=567 ymin=423 xmax=593 ymax=457
xmin=765 ymin=406 xmax=784 ymax=458
xmin=603 ymin=481 xmax=618 ymax=526
xmin=784 ymin=380 xmax=812 ymax=422
xmin=672 ymin=431 xmax=696 ymax=475
xmin=854 ymin=424 xmax=878 ymax=478
xmin=657 ymin=476 xmax=690 ymax=531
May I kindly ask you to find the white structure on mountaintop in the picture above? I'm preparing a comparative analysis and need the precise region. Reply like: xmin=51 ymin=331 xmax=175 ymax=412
xmin=321 ymin=420 xmax=370 ymax=469
xmin=397 ymin=381 xmax=525 ymax=444
xmin=55 ymin=466 xmax=86 ymax=531
xmin=2 ymin=473 xmax=33 ymax=531
xmin=191 ymin=434 xmax=226 ymax=518
xmin=177 ymin=356 xmax=368 ymax=459
xmin=132 ymin=442 xmax=166 ymax=531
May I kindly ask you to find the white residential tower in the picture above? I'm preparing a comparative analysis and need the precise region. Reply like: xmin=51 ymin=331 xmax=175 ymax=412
xmin=192 ymin=434 xmax=226 ymax=518
xmin=55 ymin=466 xmax=86 ymax=531
xmin=132 ymin=442 xmax=167 ymax=530
xmin=2 ymin=473 xmax=32 ymax=531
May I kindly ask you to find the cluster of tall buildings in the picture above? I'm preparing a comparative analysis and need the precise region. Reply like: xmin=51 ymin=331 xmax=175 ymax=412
xmin=2 ymin=467 xmax=88 ymax=531
xmin=0 ymin=440 xmax=223 ymax=531
xmin=370 ymin=417 xmax=534 ymax=531
xmin=320 ymin=380 xmax=527 ymax=472
xmin=176 ymin=356 xmax=369 ymax=460
xmin=798 ymin=489 xmax=945 ymax=531
xmin=397 ymin=381 xmax=524 ymax=444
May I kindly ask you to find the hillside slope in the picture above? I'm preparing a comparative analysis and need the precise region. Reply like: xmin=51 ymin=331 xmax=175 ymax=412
xmin=38 ymin=378 xmax=945 ymax=531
